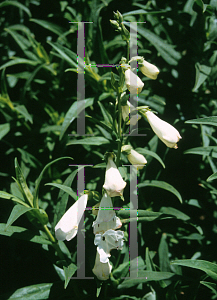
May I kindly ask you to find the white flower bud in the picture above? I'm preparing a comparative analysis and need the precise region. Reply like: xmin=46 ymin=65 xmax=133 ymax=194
xmin=145 ymin=111 xmax=181 ymax=149
xmin=125 ymin=69 xmax=144 ymax=94
xmin=139 ymin=59 xmax=160 ymax=80
xmin=127 ymin=149 xmax=147 ymax=169
xmin=92 ymin=252 xmax=112 ymax=281
xmin=55 ymin=194 xmax=88 ymax=241
xmin=103 ymin=155 xmax=126 ymax=197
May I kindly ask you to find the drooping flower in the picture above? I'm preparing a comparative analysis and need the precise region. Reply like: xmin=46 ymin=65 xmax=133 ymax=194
xmin=145 ymin=111 xmax=182 ymax=149
xmin=94 ymin=229 xmax=124 ymax=263
xmin=55 ymin=194 xmax=88 ymax=241
xmin=139 ymin=59 xmax=160 ymax=80
xmin=129 ymin=56 xmax=159 ymax=80
xmin=125 ymin=69 xmax=144 ymax=94
xmin=127 ymin=149 xmax=147 ymax=169
xmin=122 ymin=101 xmax=141 ymax=126
xmin=92 ymin=251 xmax=112 ymax=281
xmin=92 ymin=193 xmax=122 ymax=235
xmin=103 ymin=154 xmax=126 ymax=197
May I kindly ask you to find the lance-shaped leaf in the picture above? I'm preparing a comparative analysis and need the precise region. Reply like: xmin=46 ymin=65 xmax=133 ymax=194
xmin=63 ymin=263 xmax=77 ymax=289
xmin=171 ymin=259 xmax=217 ymax=281
xmin=0 ymin=191 xmax=29 ymax=207
xmin=5 ymin=204 xmax=48 ymax=229
xmin=0 ymin=223 xmax=52 ymax=245
xmin=33 ymin=157 xmax=73 ymax=208
xmin=138 ymin=180 xmax=182 ymax=203
xmin=15 ymin=158 xmax=33 ymax=207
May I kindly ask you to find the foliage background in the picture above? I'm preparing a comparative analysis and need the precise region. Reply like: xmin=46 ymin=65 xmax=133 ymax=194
xmin=0 ymin=0 xmax=217 ymax=299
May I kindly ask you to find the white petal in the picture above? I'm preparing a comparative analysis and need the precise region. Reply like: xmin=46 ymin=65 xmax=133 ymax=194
xmin=127 ymin=149 xmax=147 ymax=169
xmin=125 ymin=69 xmax=144 ymax=94
xmin=92 ymin=252 xmax=112 ymax=281
xmin=55 ymin=194 xmax=88 ymax=241
xmin=92 ymin=193 xmax=122 ymax=234
xmin=139 ymin=60 xmax=159 ymax=80
xmin=103 ymin=157 xmax=126 ymax=197
xmin=145 ymin=111 xmax=181 ymax=149
xmin=94 ymin=229 xmax=124 ymax=263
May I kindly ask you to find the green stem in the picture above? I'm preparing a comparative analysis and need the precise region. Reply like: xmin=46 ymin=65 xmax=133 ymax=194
xmin=126 ymin=41 xmax=130 ymax=62
xmin=43 ymin=225 xmax=65 ymax=260
xmin=116 ymin=91 xmax=122 ymax=168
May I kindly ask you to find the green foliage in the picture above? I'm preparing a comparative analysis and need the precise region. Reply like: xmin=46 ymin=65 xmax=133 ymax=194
xmin=0 ymin=0 xmax=217 ymax=299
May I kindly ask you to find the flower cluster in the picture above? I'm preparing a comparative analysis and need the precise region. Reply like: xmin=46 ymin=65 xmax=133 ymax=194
xmin=122 ymin=55 xmax=181 ymax=150
xmin=92 ymin=154 xmax=125 ymax=280
xmin=55 ymin=154 xmax=125 ymax=281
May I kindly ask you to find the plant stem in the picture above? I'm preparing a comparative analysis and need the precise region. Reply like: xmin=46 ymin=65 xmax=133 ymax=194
xmin=126 ymin=41 xmax=130 ymax=61
xmin=116 ymin=91 xmax=122 ymax=168
xmin=44 ymin=224 xmax=56 ymax=242
xmin=43 ymin=225 xmax=65 ymax=260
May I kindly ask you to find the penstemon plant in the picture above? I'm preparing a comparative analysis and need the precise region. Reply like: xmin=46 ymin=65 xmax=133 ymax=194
xmin=1 ymin=5 xmax=217 ymax=299
xmin=53 ymin=10 xmax=182 ymax=288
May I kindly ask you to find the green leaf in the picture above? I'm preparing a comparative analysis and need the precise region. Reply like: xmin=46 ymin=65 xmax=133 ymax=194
xmin=53 ymin=170 xmax=78 ymax=227
xmin=0 ymin=283 xmax=53 ymax=299
xmin=33 ymin=157 xmax=74 ymax=208
xmin=117 ymin=209 xmax=163 ymax=221
xmin=145 ymin=247 xmax=154 ymax=271
xmin=6 ymin=204 xmax=48 ymax=228
xmin=192 ymin=63 xmax=211 ymax=92
xmin=0 ymin=191 xmax=29 ymax=207
xmin=48 ymin=42 xmax=77 ymax=68
xmin=0 ymin=223 xmax=52 ymax=245
xmin=15 ymin=158 xmax=34 ymax=207
xmin=0 ymin=58 xmax=39 ymax=71
xmin=95 ymin=124 xmax=112 ymax=140
xmin=59 ymin=98 xmax=94 ymax=140
xmin=113 ymin=256 xmax=145 ymax=279
xmin=14 ymin=105 xmax=33 ymax=124
xmin=207 ymin=171 xmax=217 ymax=182
xmin=160 ymin=207 xmax=190 ymax=221
xmin=127 ymin=24 xmax=181 ymax=65
xmin=138 ymin=180 xmax=182 ymax=203
xmin=159 ymin=234 xmax=171 ymax=272
xmin=63 ymin=263 xmax=77 ymax=289
xmin=200 ymin=281 xmax=217 ymax=295
xmin=135 ymin=148 xmax=165 ymax=168
xmin=171 ymin=260 xmax=217 ymax=281
xmin=30 ymin=19 xmax=65 ymax=36
xmin=0 ymin=123 xmax=10 ymax=140
xmin=5 ymin=204 xmax=33 ymax=229
xmin=98 ymin=101 xmax=113 ymax=127
xmin=184 ymin=146 xmax=217 ymax=158
xmin=185 ymin=116 xmax=217 ymax=126
xmin=45 ymin=183 xmax=77 ymax=201
xmin=118 ymin=271 xmax=175 ymax=289
xmin=0 ymin=1 xmax=32 ymax=17
xmin=4 ymin=28 xmax=31 ymax=51
xmin=67 ymin=136 xmax=110 ymax=146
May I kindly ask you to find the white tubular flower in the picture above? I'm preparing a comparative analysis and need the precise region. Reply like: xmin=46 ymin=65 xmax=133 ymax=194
xmin=122 ymin=101 xmax=141 ymax=126
xmin=93 ymin=193 xmax=122 ymax=235
xmin=55 ymin=194 xmax=88 ymax=241
xmin=145 ymin=111 xmax=182 ymax=149
xmin=103 ymin=154 xmax=126 ymax=197
xmin=92 ymin=252 xmax=112 ymax=281
xmin=127 ymin=149 xmax=147 ymax=169
xmin=139 ymin=59 xmax=160 ymax=80
xmin=125 ymin=69 xmax=144 ymax=94
xmin=94 ymin=229 xmax=124 ymax=263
